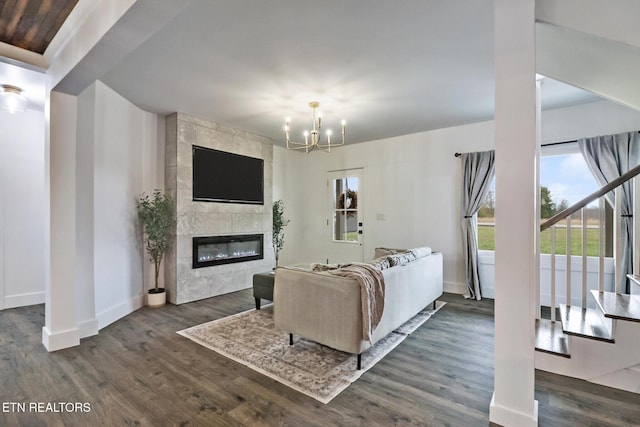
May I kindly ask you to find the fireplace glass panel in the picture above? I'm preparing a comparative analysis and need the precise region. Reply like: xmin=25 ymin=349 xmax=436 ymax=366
xmin=193 ymin=234 xmax=263 ymax=268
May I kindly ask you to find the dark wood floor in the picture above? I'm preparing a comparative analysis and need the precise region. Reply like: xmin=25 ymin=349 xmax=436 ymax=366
xmin=1 ymin=291 xmax=640 ymax=426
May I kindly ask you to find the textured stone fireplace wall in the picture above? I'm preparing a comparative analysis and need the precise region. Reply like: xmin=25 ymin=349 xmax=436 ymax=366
xmin=165 ymin=113 xmax=274 ymax=304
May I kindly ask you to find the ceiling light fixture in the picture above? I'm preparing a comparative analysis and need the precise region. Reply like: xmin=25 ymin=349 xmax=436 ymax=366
xmin=285 ymin=102 xmax=346 ymax=153
xmin=0 ymin=84 xmax=27 ymax=114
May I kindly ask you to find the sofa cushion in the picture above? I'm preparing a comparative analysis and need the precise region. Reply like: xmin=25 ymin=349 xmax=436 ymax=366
xmin=387 ymin=251 xmax=417 ymax=266
xmin=409 ymin=246 xmax=432 ymax=259
xmin=370 ymin=256 xmax=392 ymax=270
xmin=374 ymin=247 xmax=407 ymax=258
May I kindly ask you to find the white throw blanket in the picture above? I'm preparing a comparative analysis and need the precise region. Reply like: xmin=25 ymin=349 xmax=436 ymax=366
xmin=313 ymin=262 xmax=385 ymax=343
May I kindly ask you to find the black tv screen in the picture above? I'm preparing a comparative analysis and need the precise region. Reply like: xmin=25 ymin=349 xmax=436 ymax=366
xmin=192 ymin=145 xmax=264 ymax=204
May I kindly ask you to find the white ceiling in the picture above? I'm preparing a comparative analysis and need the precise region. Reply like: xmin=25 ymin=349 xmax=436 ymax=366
xmin=4 ymin=0 xmax=603 ymax=143
xmin=99 ymin=0 xmax=603 ymax=144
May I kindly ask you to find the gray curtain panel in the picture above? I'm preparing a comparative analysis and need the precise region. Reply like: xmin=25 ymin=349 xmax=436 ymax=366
xmin=579 ymin=131 xmax=640 ymax=293
xmin=461 ymin=150 xmax=495 ymax=300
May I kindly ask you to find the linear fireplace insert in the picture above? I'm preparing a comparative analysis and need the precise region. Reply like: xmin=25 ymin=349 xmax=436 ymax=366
xmin=192 ymin=234 xmax=264 ymax=268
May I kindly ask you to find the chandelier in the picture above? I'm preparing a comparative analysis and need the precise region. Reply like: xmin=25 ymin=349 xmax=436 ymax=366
xmin=285 ymin=101 xmax=346 ymax=153
xmin=0 ymin=84 xmax=27 ymax=114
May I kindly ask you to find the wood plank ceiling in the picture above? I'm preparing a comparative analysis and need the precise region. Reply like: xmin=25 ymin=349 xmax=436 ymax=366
xmin=0 ymin=0 xmax=78 ymax=54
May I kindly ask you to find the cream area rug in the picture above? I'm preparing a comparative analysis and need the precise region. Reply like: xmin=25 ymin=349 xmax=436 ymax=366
xmin=177 ymin=301 xmax=445 ymax=404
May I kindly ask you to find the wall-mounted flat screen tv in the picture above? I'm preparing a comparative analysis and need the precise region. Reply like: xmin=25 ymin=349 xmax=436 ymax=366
xmin=192 ymin=145 xmax=264 ymax=205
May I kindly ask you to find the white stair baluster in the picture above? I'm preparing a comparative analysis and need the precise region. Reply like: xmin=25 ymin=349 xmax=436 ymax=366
xmin=582 ymin=208 xmax=587 ymax=308
xmin=633 ymin=177 xmax=640 ymax=289
xmin=551 ymin=225 xmax=556 ymax=322
xmin=615 ymin=187 xmax=623 ymax=294
xmin=566 ymin=214 xmax=572 ymax=306
xmin=599 ymin=196 xmax=605 ymax=293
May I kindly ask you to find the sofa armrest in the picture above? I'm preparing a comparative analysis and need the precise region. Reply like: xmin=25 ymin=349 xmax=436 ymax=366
xmin=273 ymin=267 xmax=365 ymax=354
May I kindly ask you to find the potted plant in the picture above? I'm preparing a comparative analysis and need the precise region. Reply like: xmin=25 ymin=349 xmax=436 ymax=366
xmin=272 ymin=199 xmax=290 ymax=267
xmin=137 ymin=190 xmax=175 ymax=307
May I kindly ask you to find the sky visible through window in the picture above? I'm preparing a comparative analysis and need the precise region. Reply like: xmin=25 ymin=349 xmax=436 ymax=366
xmin=540 ymin=153 xmax=599 ymax=207
xmin=485 ymin=153 xmax=599 ymax=208
xmin=346 ymin=177 xmax=358 ymax=192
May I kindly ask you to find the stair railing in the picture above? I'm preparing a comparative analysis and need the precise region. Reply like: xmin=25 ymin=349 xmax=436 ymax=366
xmin=540 ymin=163 xmax=640 ymax=321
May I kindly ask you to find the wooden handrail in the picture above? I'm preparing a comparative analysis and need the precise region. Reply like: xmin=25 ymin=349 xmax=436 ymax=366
xmin=541 ymin=162 xmax=640 ymax=231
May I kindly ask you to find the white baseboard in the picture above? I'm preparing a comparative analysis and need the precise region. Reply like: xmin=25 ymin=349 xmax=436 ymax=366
xmin=42 ymin=326 xmax=80 ymax=352
xmin=78 ymin=318 xmax=99 ymax=339
xmin=444 ymin=281 xmax=467 ymax=295
xmin=4 ymin=291 xmax=45 ymax=309
xmin=490 ymin=393 xmax=538 ymax=427
xmin=97 ymin=293 xmax=144 ymax=330
xmin=590 ymin=368 xmax=640 ymax=394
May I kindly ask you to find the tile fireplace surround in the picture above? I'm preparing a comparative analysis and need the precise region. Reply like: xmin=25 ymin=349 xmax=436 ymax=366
xmin=164 ymin=113 xmax=274 ymax=304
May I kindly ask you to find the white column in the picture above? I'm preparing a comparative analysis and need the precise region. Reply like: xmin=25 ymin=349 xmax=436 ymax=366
xmin=0 ymin=118 xmax=4 ymax=311
xmin=75 ymin=85 xmax=99 ymax=338
xmin=42 ymin=90 xmax=80 ymax=351
xmin=490 ymin=0 xmax=539 ymax=426
xmin=534 ymin=77 xmax=542 ymax=318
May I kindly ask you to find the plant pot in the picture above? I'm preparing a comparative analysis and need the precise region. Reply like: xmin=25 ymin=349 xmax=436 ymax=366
xmin=147 ymin=288 xmax=166 ymax=308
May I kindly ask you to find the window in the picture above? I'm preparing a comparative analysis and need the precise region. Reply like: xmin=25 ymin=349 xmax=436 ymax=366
xmin=332 ymin=176 xmax=359 ymax=242
xmin=477 ymin=180 xmax=495 ymax=250
xmin=477 ymin=146 xmax=610 ymax=256
xmin=538 ymin=152 xmax=609 ymax=256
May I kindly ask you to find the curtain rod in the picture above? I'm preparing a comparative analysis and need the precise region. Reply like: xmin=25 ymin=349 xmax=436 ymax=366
xmin=541 ymin=139 xmax=578 ymax=147
xmin=454 ymin=139 xmax=578 ymax=157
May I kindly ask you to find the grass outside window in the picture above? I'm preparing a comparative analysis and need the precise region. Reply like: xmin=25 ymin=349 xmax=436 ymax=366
xmin=478 ymin=223 xmax=601 ymax=256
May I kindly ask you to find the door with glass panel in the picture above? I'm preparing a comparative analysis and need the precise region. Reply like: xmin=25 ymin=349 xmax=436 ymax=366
xmin=327 ymin=169 xmax=364 ymax=263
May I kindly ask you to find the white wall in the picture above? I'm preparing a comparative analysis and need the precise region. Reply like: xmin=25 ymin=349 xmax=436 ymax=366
xmin=0 ymin=109 xmax=46 ymax=309
xmin=0 ymin=57 xmax=47 ymax=311
xmin=541 ymin=98 xmax=640 ymax=144
xmin=274 ymin=119 xmax=495 ymax=293
xmin=77 ymin=81 xmax=163 ymax=330
xmin=273 ymin=99 xmax=640 ymax=294
xmin=273 ymin=146 xmax=307 ymax=266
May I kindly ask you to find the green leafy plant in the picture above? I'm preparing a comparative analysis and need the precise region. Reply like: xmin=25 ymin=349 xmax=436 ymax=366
xmin=137 ymin=190 xmax=175 ymax=292
xmin=272 ymin=200 xmax=290 ymax=266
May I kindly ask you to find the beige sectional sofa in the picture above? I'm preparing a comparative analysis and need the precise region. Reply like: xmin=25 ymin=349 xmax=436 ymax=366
xmin=273 ymin=248 xmax=443 ymax=368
